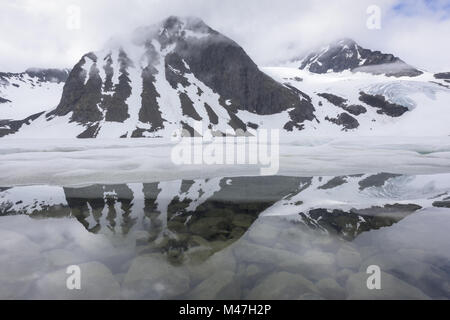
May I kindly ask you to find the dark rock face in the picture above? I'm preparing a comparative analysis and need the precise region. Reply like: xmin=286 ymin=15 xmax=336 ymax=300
xmin=0 ymin=97 xmax=11 ymax=104
xmin=49 ymin=51 xmax=137 ymax=137
xmin=318 ymin=93 xmax=367 ymax=116
xmin=0 ymin=72 xmax=15 ymax=84
xmin=318 ymin=93 xmax=347 ymax=106
xmin=0 ymin=68 xmax=70 ymax=89
xmin=359 ymin=92 xmax=409 ymax=117
xmin=103 ymin=51 xmax=132 ymax=123
xmin=434 ymin=72 xmax=450 ymax=80
xmin=325 ymin=113 xmax=359 ymax=130
xmin=432 ymin=200 xmax=450 ymax=208
xmin=179 ymin=92 xmax=202 ymax=121
xmin=162 ymin=18 xmax=315 ymax=127
xmin=300 ymin=38 xmax=422 ymax=77
xmin=282 ymin=86 xmax=316 ymax=131
xmin=204 ymin=103 xmax=219 ymax=125
xmin=77 ymin=123 xmax=100 ymax=139
xmin=137 ymin=67 xmax=164 ymax=135
xmin=344 ymin=104 xmax=367 ymax=116
xmin=49 ymin=53 xmax=103 ymax=125
xmin=301 ymin=203 xmax=421 ymax=241
xmin=180 ymin=37 xmax=311 ymax=116
xmin=40 ymin=16 xmax=316 ymax=137
xmin=358 ymin=173 xmax=401 ymax=191
xmin=318 ymin=176 xmax=348 ymax=190
xmin=0 ymin=112 xmax=44 ymax=137
xmin=165 ymin=52 xmax=191 ymax=89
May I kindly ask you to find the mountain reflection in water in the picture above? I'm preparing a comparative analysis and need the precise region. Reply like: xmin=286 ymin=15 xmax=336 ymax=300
xmin=0 ymin=174 xmax=449 ymax=299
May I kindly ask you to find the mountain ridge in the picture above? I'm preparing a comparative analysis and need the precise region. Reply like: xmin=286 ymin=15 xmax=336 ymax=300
xmin=1 ymin=16 xmax=449 ymax=138
xmin=4 ymin=16 xmax=316 ymax=138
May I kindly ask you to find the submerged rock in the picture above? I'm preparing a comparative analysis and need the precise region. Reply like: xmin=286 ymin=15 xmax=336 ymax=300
xmin=123 ymin=254 xmax=190 ymax=299
xmin=317 ymin=278 xmax=347 ymax=300
xmin=234 ymin=241 xmax=336 ymax=281
xmin=44 ymin=249 xmax=87 ymax=268
xmin=187 ymin=247 xmax=236 ymax=286
xmin=246 ymin=271 xmax=318 ymax=300
xmin=189 ymin=270 xmax=240 ymax=299
xmin=246 ymin=221 xmax=281 ymax=246
xmin=336 ymin=245 xmax=362 ymax=269
xmin=432 ymin=200 xmax=450 ymax=208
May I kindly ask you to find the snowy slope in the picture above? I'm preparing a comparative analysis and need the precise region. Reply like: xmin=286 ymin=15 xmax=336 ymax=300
xmin=0 ymin=69 xmax=69 ymax=120
xmin=263 ymin=67 xmax=450 ymax=136
xmin=3 ymin=16 xmax=314 ymax=139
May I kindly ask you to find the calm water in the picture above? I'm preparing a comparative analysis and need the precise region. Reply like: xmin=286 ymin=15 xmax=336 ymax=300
xmin=0 ymin=174 xmax=449 ymax=299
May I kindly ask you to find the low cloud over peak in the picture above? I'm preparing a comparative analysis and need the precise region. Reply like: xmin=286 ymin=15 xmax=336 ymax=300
xmin=0 ymin=0 xmax=449 ymax=73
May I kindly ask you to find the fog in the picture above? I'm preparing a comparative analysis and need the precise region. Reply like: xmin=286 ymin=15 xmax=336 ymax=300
xmin=0 ymin=0 xmax=449 ymax=72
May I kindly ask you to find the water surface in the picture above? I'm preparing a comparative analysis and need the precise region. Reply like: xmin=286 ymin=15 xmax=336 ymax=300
xmin=1 ymin=174 xmax=449 ymax=299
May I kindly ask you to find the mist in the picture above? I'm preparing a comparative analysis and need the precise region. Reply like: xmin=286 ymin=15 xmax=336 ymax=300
xmin=0 ymin=0 xmax=449 ymax=73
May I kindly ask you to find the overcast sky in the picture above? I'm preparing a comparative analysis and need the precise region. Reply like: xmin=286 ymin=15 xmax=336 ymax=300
xmin=1 ymin=0 xmax=449 ymax=73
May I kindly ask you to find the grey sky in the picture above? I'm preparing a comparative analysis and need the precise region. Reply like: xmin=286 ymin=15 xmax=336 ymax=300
xmin=1 ymin=0 xmax=449 ymax=73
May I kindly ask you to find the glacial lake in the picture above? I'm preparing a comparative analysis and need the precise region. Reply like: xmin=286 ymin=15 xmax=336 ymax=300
xmin=1 ymin=173 xmax=449 ymax=299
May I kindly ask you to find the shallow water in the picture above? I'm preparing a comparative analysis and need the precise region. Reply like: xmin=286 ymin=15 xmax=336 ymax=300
xmin=0 ymin=173 xmax=449 ymax=299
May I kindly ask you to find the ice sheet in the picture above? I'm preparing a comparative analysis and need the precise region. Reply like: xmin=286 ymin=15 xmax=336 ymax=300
xmin=0 ymin=136 xmax=449 ymax=187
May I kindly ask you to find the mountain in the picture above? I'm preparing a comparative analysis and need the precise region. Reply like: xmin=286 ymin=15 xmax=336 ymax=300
xmin=1 ymin=18 xmax=449 ymax=138
xmin=0 ymin=68 xmax=70 ymax=137
xmin=297 ymin=38 xmax=423 ymax=77
xmin=263 ymin=64 xmax=450 ymax=135
xmin=1 ymin=16 xmax=315 ymax=138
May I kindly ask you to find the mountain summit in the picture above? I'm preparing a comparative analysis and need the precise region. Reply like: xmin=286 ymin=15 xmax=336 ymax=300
xmin=298 ymin=38 xmax=422 ymax=77
xmin=1 ymin=18 xmax=449 ymax=138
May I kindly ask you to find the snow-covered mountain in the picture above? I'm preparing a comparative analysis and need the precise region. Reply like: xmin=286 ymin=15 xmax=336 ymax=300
xmin=295 ymin=38 xmax=422 ymax=77
xmin=1 ymin=16 xmax=314 ymax=138
xmin=1 ymin=17 xmax=449 ymax=138
xmin=0 ymin=68 xmax=69 ymax=120
xmin=263 ymin=66 xmax=450 ymax=136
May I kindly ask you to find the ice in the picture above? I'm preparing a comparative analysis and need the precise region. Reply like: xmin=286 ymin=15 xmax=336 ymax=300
xmin=0 ymin=136 xmax=449 ymax=187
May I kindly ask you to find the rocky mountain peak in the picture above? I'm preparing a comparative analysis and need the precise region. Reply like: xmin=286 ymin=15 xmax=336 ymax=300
xmin=160 ymin=16 xmax=211 ymax=35
xmin=33 ymin=16 xmax=316 ymax=138
xmin=299 ymin=38 xmax=422 ymax=77
xmin=131 ymin=16 xmax=219 ymax=50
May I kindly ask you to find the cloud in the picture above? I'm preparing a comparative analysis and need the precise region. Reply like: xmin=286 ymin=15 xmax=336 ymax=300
xmin=0 ymin=0 xmax=449 ymax=72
